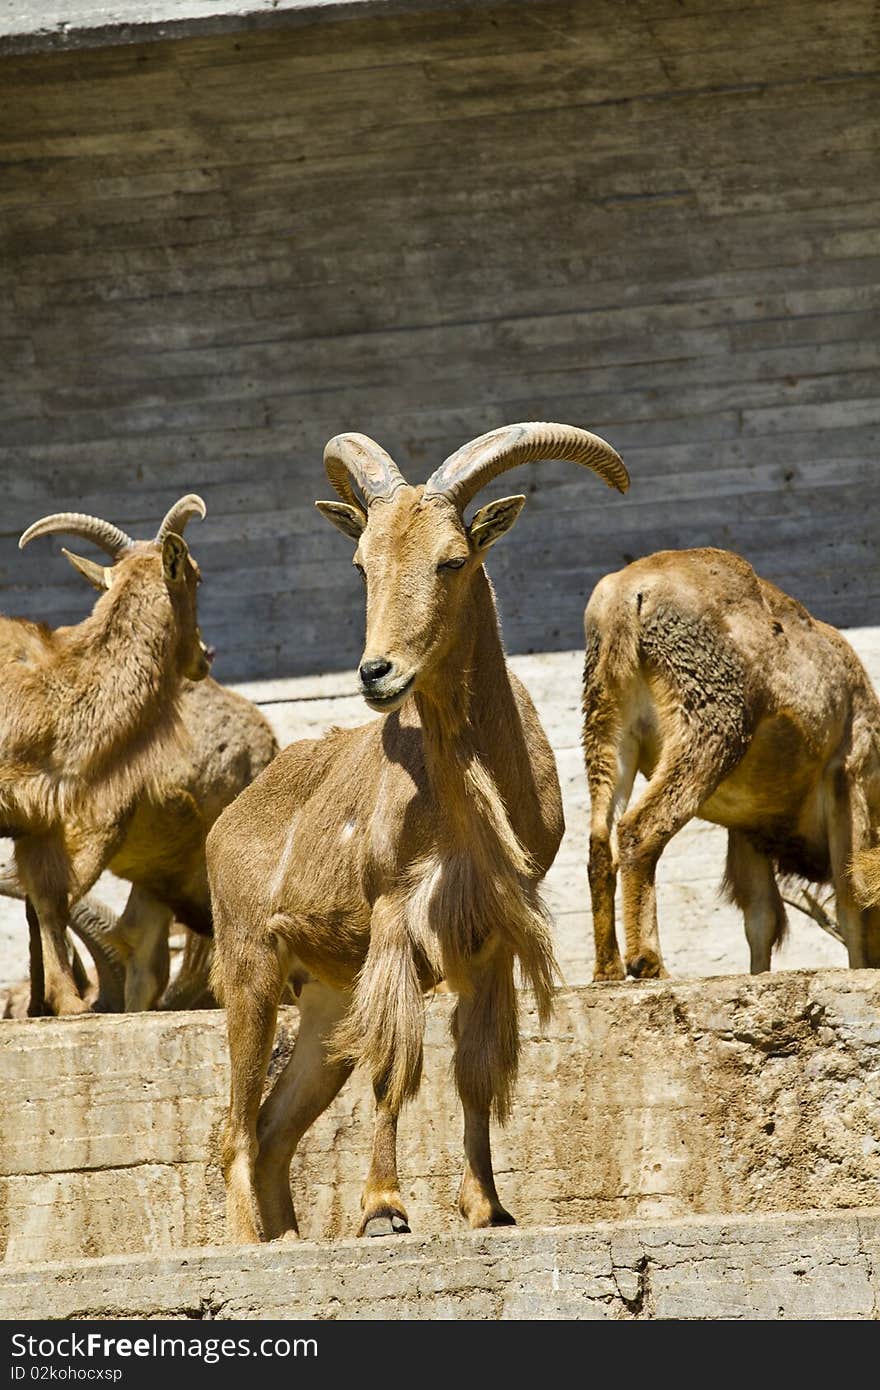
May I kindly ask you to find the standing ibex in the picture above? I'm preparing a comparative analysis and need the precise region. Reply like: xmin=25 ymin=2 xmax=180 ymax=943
xmin=583 ymin=546 xmax=880 ymax=981
xmin=1 ymin=497 xmax=210 ymax=1014
xmin=208 ymin=422 xmax=629 ymax=1243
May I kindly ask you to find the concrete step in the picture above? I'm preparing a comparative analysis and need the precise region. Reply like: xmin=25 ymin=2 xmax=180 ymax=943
xmin=2 ymin=1208 xmax=879 ymax=1319
xmin=1 ymin=969 xmax=879 ymax=1266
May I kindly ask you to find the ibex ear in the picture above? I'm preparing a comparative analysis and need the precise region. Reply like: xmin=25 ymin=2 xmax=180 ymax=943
xmin=161 ymin=532 xmax=189 ymax=584
xmin=61 ymin=548 xmax=112 ymax=590
xmin=315 ymin=500 xmax=367 ymax=540
xmin=468 ymin=495 xmax=526 ymax=551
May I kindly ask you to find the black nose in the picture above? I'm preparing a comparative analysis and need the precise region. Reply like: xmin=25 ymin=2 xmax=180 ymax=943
xmin=360 ymin=658 xmax=392 ymax=686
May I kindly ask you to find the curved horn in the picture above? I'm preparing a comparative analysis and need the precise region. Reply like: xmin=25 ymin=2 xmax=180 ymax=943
xmin=323 ymin=433 xmax=408 ymax=512
xmin=155 ymin=494 xmax=207 ymax=543
xmin=19 ymin=512 xmax=134 ymax=557
xmin=422 ymin=421 xmax=629 ymax=511
xmin=69 ymin=898 xmax=127 ymax=1013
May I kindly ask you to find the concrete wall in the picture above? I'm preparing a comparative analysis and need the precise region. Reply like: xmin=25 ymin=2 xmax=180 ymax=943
xmin=1 ymin=0 xmax=877 ymax=680
xmin=0 ymin=1 xmax=462 ymax=56
xmin=2 ymin=970 xmax=879 ymax=1266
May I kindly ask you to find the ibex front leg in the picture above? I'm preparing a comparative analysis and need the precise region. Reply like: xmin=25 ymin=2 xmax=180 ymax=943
xmin=360 ymin=1082 xmax=411 ymax=1237
xmin=27 ymin=895 xmax=89 ymax=1015
xmin=17 ymin=834 xmax=89 ymax=1016
xmin=347 ymin=895 xmax=420 ymax=1237
xmin=453 ymin=950 xmax=517 ymax=1228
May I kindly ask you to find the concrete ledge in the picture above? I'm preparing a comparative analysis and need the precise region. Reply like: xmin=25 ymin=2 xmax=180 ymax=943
xmin=0 ymin=0 xmax=497 ymax=57
xmin=2 ymin=970 xmax=880 ymax=1265
xmin=2 ymin=1208 xmax=879 ymax=1319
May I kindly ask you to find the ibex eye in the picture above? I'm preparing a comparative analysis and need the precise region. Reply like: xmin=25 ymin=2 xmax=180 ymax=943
xmin=354 ymin=562 xmax=366 ymax=579
xmin=438 ymin=556 xmax=466 ymax=572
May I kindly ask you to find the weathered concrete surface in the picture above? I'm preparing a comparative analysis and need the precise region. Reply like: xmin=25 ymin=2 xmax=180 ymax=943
xmin=0 ymin=0 xmax=474 ymax=55
xmin=1 ymin=1209 xmax=879 ymax=1319
xmin=2 ymin=970 xmax=879 ymax=1265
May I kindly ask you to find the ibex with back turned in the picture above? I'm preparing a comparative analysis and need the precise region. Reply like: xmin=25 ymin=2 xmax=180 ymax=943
xmin=583 ymin=546 xmax=880 ymax=981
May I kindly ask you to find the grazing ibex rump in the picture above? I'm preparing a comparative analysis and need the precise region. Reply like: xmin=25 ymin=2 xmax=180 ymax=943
xmin=209 ymin=422 xmax=628 ymax=1244
xmin=1 ymin=498 xmax=210 ymax=1014
xmin=98 ymin=675 xmax=280 ymax=1011
xmin=583 ymin=546 xmax=880 ymax=981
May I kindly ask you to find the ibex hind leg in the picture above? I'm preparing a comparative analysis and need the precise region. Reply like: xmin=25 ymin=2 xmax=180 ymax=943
xmin=17 ymin=835 xmax=89 ymax=1016
xmin=618 ymin=738 xmax=731 ymax=979
xmin=116 ymin=885 xmax=172 ymax=1011
xmin=724 ymin=831 xmax=786 ymax=974
xmin=587 ymin=735 xmax=639 ymax=982
xmin=254 ymin=980 xmax=353 ymax=1241
xmin=359 ymin=1083 xmax=412 ymax=1238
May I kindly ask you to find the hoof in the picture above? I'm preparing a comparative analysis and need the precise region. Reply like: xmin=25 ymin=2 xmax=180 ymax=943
xmin=461 ymin=1200 xmax=517 ymax=1229
xmin=593 ymin=963 xmax=625 ymax=983
xmin=53 ymin=997 xmax=92 ymax=1017
xmin=626 ymin=952 xmax=666 ymax=980
xmin=476 ymin=1210 xmax=517 ymax=1229
xmin=362 ymin=1213 xmax=411 ymax=1238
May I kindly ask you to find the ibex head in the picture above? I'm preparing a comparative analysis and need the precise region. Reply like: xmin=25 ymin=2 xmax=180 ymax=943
xmin=19 ymin=495 xmax=214 ymax=682
xmin=317 ymin=423 xmax=629 ymax=712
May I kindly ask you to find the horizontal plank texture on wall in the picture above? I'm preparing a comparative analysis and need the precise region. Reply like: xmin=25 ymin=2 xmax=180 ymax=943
xmin=0 ymin=0 xmax=878 ymax=680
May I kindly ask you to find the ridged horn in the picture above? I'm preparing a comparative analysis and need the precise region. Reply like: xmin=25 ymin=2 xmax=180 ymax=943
xmin=422 ymin=422 xmax=629 ymax=511
xmin=69 ymin=898 xmax=127 ymax=1014
xmin=323 ymin=433 xmax=408 ymax=513
xmin=155 ymin=494 xmax=207 ymax=542
xmin=19 ymin=512 xmax=134 ymax=557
